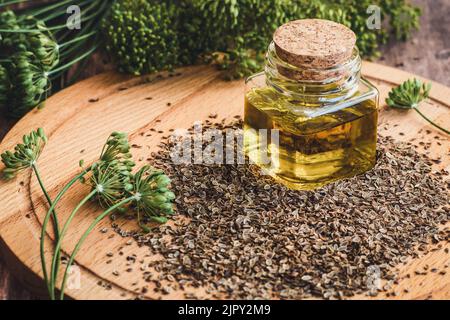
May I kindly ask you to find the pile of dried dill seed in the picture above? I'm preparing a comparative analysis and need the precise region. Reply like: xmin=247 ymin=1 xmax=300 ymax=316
xmin=114 ymin=119 xmax=449 ymax=299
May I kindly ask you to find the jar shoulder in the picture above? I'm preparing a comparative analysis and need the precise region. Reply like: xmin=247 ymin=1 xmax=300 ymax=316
xmin=245 ymin=73 xmax=379 ymax=118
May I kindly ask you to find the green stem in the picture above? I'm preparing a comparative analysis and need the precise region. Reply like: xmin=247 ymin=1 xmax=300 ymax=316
xmin=46 ymin=3 xmax=103 ymax=32
xmin=32 ymin=164 xmax=61 ymax=283
xmin=0 ymin=29 xmax=43 ymax=33
xmin=0 ymin=0 xmax=30 ymax=8
xmin=414 ymin=107 xmax=450 ymax=135
xmin=1 ymin=3 xmax=99 ymax=33
xmin=40 ymin=167 xmax=91 ymax=298
xmin=38 ymin=0 xmax=93 ymax=22
xmin=47 ymin=44 xmax=98 ymax=77
xmin=49 ymin=189 xmax=97 ymax=299
xmin=58 ymin=31 xmax=96 ymax=49
xmin=40 ymin=7 xmax=75 ymax=24
xmin=54 ymin=8 xmax=98 ymax=59
xmin=55 ymin=15 xmax=96 ymax=50
xmin=32 ymin=165 xmax=55 ymax=224
xmin=59 ymin=196 xmax=134 ymax=300
xmin=54 ymin=0 xmax=108 ymax=46
xmin=58 ymin=26 xmax=96 ymax=60
xmin=24 ymin=0 xmax=74 ymax=20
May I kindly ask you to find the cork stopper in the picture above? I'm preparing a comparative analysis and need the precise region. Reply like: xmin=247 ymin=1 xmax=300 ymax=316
xmin=274 ymin=19 xmax=356 ymax=69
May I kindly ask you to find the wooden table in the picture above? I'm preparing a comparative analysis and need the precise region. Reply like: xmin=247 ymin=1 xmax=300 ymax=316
xmin=0 ymin=0 xmax=449 ymax=300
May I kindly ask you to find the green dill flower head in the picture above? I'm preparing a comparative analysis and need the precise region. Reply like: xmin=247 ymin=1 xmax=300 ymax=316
xmin=0 ymin=12 xmax=54 ymax=117
xmin=128 ymin=165 xmax=175 ymax=225
xmin=0 ymin=10 xmax=24 ymax=51
xmin=1 ymin=128 xmax=47 ymax=180
xmin=4 ymin=51 xmax=50 ymax=118
xmin=0 ymin=11 xmax=59 ymax=71
xmin=0 ymin=10 xmax=17 ymax=28
xmin=99 ymin=131 xmax=133 ymax=164
xmin=78 ymin=132 xmax=135 ymax=208
xmin=22 ymin=17 xmax=60 ymax=71
xmin=386 ymin=78 xmax=431 ymax=109
xmin=89 ymin=160 xmax=133 ymax=209
xmin=103 ymin=0 xmax=179 ymax=75
xmin=85 ymin=131 xmax=135 ymax=208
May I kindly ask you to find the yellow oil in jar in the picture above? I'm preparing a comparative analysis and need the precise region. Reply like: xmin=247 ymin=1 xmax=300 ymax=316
xmin=244 ymin=87 xmax=378 ymax=190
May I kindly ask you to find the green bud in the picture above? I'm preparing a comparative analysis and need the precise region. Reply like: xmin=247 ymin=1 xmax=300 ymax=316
xmin=163 ymin=191 xmax=175 ymax=201
xmin=3 ymin=168 xmax=17 ymax=174
xmin=25 ymin=148 xmax=34 ymax=157
xmin=159 ymin=202 xmax=173 ymax=213
xmin=152 ymin=194 xmax=167 ymax=205
xmin=156 ymin=175 xmax=171 ymax=187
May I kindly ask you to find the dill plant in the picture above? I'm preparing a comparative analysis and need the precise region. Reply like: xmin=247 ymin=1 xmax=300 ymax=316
xmin=103 ymin=0 xmax=421 ymax=79
xmin=0 ymin=0 xmax=114 ymax=117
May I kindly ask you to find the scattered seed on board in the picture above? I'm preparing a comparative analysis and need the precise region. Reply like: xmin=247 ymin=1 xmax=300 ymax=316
xmin=113 ymin=119 xmax=449 ymax=300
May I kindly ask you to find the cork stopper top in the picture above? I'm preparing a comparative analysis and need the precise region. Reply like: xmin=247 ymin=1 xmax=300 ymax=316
xmin=273 ymin=19 xmax=356 ymax=69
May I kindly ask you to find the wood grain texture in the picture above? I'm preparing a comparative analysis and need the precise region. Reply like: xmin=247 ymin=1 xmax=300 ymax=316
xmin=0 ymin=62 xmax=448 ymax=300
xmin=1 ymin=0 xmax=449 ymax=300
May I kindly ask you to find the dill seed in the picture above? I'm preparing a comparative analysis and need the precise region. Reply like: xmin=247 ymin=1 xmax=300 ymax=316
xmin=115 ymin=119 xmax=448 ymax=300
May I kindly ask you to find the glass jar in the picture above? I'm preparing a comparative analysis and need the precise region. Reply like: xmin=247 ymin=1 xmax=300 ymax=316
xmin=244 ymin=20 xmax=379 ymax=190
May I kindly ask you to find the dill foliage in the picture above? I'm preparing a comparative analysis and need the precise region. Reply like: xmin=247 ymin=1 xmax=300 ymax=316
xmin=103 ymin=0 xmax=178 ymax=75
xmin=103 ymin=0 xmax=421 ymax=79
xmin=0 ymin=0 xmax=113 ymax=118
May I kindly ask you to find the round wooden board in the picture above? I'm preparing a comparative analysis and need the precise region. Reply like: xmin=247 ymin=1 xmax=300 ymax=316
xmin=0 ymin=62 xmax=449 ymax=300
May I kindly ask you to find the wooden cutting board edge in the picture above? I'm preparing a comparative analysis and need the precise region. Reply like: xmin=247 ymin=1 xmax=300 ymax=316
xmin=0 ymin=62 xmax=448 ymax=300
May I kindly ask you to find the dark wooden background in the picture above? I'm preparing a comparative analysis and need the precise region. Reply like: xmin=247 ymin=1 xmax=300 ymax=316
xmin=1 ymin=0 xmax=449 ymax=299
